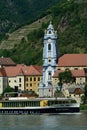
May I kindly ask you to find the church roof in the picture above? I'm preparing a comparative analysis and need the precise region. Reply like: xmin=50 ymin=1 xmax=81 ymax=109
xmin=58 ymin=54 xmax=87 ymax=67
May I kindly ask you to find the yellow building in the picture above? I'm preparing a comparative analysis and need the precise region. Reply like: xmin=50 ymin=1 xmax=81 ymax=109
xmin=25 ymin=65 xmax=42 ymax=94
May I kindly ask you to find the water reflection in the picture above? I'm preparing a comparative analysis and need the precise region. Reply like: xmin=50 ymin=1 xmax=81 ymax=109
xmin=0 ymin=111 xmax=87 ymax=130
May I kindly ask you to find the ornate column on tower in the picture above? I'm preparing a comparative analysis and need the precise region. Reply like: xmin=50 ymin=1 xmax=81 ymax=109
xmin=39 ymin=22 xmax=58 ymax=97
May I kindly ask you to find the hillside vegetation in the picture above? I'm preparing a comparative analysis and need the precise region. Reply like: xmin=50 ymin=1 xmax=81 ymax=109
xmin=52 ymin=0 xmax=87 ymax=55
xmin=0 ymin=0 xmax=87 ymax=65
xmin=0 ymin=0 xmax=60 ymax=41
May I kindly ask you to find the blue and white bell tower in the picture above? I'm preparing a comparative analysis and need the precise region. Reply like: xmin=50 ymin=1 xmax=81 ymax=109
xmin=39 ymin=22 xmax=58 ymax=97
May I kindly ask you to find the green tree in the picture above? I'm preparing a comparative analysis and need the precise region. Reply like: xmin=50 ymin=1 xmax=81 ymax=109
xmin=59 ymin=70 xmax=73 ymax=84
xmin=2 ymin=87 xmax=15 ymax=97
xmin=82 ymin=84 xmax=87 ymax=104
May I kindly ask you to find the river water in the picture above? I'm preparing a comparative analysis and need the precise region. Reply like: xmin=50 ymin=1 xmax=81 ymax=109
xmin=0 ymin=111 xmax=87 ymax=130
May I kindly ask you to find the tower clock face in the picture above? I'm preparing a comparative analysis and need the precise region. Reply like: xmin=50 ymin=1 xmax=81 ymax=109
xmin=48 ymin=39 xmax=51 ymax=43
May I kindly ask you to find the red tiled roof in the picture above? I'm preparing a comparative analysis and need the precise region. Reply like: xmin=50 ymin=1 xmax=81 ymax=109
xmin=53 ymin=70 xmax=63 ymax=78
xmin=0 ymin=57 xmax=16 ymax=66
xmin=26 ymin=65 xmax=42 ymax=76
xmin=5 ymin=64 xmax=28 ymax=77
xmin=71 ymin=70 xmax=85 ymax=77
xmin=0 ymin=68 xmax=7 ymax=77
xmin=4 ymin=64 xmax=42 ymax=77
xmin=53 ymin=69 xmax=86 ymax=78
xmin=58 ymin=54 xmax=87 ymax=67
xmin=16 ymin=64 xmax=29 ymax=76
xmin=69 ymin=87 xmax=84 ymax=94
xmin=74 ymin=88 xmax=84 ymax=94
xmin=32 ymin=65 xmax=42 ymax=73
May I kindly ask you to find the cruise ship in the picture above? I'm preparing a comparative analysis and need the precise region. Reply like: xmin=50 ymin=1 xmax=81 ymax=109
xmin=0 ymin=97 xmax=80 ymax=114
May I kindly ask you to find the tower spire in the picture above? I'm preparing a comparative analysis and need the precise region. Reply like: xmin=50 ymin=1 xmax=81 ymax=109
xmin=47 ymin=21 xmax=54 ymax=30
xmin=39 ymin=22 xmax=58 ymax=97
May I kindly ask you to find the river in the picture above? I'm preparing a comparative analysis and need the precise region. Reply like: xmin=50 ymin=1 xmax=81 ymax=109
xmin=0 ymin=111 xmax=87 ymax=130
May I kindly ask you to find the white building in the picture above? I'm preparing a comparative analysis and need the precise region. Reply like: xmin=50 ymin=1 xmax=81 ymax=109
xmin=5 ymin=65 xmax=25 ymax=91
xmin=0 ymin=68 xmax=7 ymax=94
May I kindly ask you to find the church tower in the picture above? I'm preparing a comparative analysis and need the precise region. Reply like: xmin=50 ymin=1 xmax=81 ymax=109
xmin=39 ymin=22 xmax=58 ymax=97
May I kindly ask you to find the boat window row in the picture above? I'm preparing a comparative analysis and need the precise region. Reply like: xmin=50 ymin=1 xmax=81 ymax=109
xmin=48 ymin=100 xmax=76 ymax=105
xmin=2 ymin=101 xmax=40 ymax=107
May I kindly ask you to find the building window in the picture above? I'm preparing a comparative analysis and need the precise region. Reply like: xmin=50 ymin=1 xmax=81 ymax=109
xmin=75 ymin=68 xmax=78 ymax=70
xmin=48 ymin=44 xmax=51 ymax=51
xmin=19 ymin=78 xmax=21 ymax=82
xmin=26 ymin=77 xmax=28 ymax=81
xmin=30 ymin=77 xmax=32 ymax=81
xmin=26 ymin=83 xmax=28 ymax=87
xmin=9 ymin=80 xmax=11 ymax=83
xmin=19 ymin=84 xmax=21 ymax=87
xmin=65 ymin=68 xmax=69 ymax=71
xmin=34 ymin=77 xmax=36 ymax=81
xmin=30 ymin=83 xmax=32 ymax=87
xmin=14 ymin=80 xmax=16 ymax=82
xmin=38 ymin=77 xmax=40 ymax=81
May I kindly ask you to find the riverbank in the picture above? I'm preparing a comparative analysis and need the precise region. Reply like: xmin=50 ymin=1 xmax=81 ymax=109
xmin=80 ymin=104 xmax=87 ymax=110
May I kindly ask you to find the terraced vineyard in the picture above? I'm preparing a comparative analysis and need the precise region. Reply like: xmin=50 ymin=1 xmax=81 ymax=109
xmin=0 ymin=15 xmax=51 ymax=49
